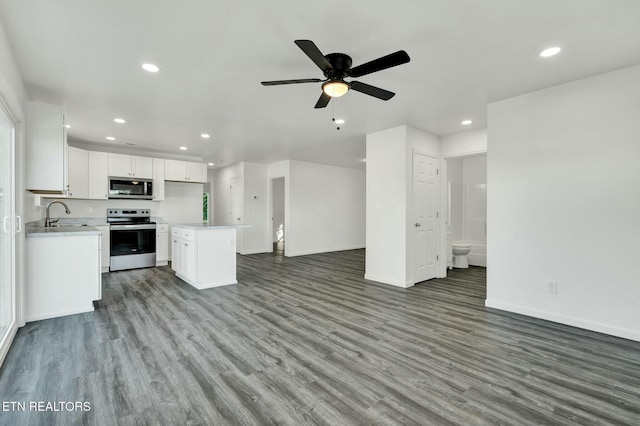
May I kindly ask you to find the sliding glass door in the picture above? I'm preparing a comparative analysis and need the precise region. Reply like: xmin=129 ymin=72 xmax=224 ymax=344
xmin=0 ymin=103 xmax=16 ymax=363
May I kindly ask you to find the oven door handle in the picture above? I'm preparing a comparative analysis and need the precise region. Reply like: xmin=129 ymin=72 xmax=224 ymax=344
xmin=110 ymin=224 xmax=157 ymax=231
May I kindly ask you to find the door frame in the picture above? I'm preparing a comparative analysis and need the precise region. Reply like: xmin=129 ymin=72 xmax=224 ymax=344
xmin=411 ymin=149 xmax=440 ymax=284
xmin=0 ymin=98 xmax=17 ymax=367
xmin=269 ymin=176 xmax=286 ymax=255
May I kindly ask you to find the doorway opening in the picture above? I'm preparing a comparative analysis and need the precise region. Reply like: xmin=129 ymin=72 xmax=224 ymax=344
xmin=271 ymin=177 xmax=285 ymax=255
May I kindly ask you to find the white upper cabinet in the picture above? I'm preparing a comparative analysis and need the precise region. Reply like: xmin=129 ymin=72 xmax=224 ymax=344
xmin=153 ymin=158 xmax=165 ymax=201
xmin=25 ymin=101 xmax=67 ymax=193
xmin=67 ymin=146 xmax=89 ymax=199
xmin=165 ymin=159 xmax=207 ymax=183
xmin=108 ymin=154 xmax=153 ymax=179
xmin=88 ymin=151 xmax=109 ymax=199
xmin=132 ymin=156 xmax=153 ymax=178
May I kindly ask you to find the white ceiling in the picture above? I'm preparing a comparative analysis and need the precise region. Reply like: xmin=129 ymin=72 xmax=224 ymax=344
xmin=1 ymin=0 xmax=639 ymax=169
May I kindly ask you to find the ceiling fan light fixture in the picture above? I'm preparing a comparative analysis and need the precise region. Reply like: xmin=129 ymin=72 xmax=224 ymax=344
xmin=322 ymin=80 xmax=349 ymax=98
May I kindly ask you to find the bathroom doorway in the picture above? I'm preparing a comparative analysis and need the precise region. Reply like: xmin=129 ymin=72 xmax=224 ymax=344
xmin=445 ymin=154 xmax=487 ymax=269
xmin=271 ymin=177 xmax=285 ymax=255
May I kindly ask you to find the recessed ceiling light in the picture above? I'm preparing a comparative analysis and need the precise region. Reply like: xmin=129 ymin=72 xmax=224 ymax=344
xmin=179 ymin=146 xmax=187 ymax=150
xmin=334 ymin=119 xmax=345 ymax=125
xmin=64 ymin=124 xmax=71 ymax=129
xmin=141 ymin=63 xmax=160 ymax=73
xmin=461 ymin=120 xmax=473 ymax=126
xmin=106 ymin=136 xmax=116 ymax=141
xmin=207 ymin=162 xmax=214 ymax=166
xmin=114 ymin=118 xmax=126 ymax=124
xmin=201 ymin=133 xmax=210 ymax=139
xmin=539 ymin=47 xmax=561 ymax=58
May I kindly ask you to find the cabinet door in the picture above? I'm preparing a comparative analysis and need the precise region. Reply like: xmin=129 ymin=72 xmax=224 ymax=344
xmin=67 ymin=146 xmax=89 ymax=199
xmin=157 ymin=231 xmax=168 ymax=262
xmin=165 ymin=160 xmax=187 ymax=182
xmin=171 ymin=236 xmax=179 ymax=272
xmin=152 ymin=158 xmax=165 ymax=201
xmin=132 ymin=156 xmax=153 ymax=179
xmin=188 ymin=162 xmax=208 ymax=183
xmin=95 ymin=225 xmax=110 ymax=271
xmin=108 ymin=153 xmax=132 ymax=177
xmin=183 ymin=240 xmax=196 ymax=281
xmin=25 ymin=102 xmax=66 ymax=192
xmin=88 ymin=151 xmax=109 ymax=199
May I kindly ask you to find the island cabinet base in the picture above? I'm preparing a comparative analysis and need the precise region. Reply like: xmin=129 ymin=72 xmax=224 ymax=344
xmin=175 ymin=274 xmax=237 ymax=290
xmin=171 ymin=225 xmax=238 ymax=290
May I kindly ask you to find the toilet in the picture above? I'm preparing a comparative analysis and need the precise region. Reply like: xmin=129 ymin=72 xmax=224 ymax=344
xmin=452 ymin=243 xmax=472 ymax=268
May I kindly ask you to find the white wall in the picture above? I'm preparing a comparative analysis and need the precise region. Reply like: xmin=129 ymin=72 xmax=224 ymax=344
xmin=287 ymin=160 xmax=365 ymax=257
xmin=213 ymin=162 xmax=270 ymax=255
xmin=447 ymin=158 xmax=464 ymax=241
xmin=48 ymin=182 xmax=203 ymax=225
xmin=240 ymin=162 xmax=269 ymax=254
xmin=487 ymin=64 xmax=640 ymax=342
xmin=365 ymin=125 xmax=441 ymax=287
xmin=441 ymin=129 xmax=487 ymax=158
xmin=213 ymin=162 xmax=243 ymax=227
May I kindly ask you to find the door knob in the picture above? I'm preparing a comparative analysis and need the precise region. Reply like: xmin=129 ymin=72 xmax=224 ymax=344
xmin=415 ymin=223 xmax=421 ymax=227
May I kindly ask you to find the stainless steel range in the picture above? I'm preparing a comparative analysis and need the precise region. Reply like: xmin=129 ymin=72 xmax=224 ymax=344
xmin=107 ymin=209 xmax=156 ymax=271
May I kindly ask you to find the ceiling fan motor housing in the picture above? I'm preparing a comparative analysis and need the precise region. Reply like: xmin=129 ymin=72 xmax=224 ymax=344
xmin=324 ymin=53 xmax=353 ymax=79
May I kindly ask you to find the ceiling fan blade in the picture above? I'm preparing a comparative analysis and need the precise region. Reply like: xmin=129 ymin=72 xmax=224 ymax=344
xmin=295 ymin=40 xmax=333 ymax=72
xmin=350 ymin=81 xmax=395 ymax=100
xmin=314 ymin=92 xmax=331 ymax=109
xmin=348 ymin=50 xmax=410 ymax=78
xmin=261 ymin=78 xmax=323 ymax=86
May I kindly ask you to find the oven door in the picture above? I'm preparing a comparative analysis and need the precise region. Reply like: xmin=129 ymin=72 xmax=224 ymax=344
xmin=110 ymin=224 xmax=156 ymax=271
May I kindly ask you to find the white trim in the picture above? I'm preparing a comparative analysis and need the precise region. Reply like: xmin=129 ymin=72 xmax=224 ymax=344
xmin=286 ymin=245 xmax=365 ymax=258
xmin=442 ymin=148 xmax=487 ymax=159
xmin=485 ymin=299 xmax=640 ymax=343
xmin=176 ymin=273 xmax=237 ymax=290
xmin=239 ymin=247 xmax=270 ymax=255
xmin=0 ymin=323 xmax=17 ymax=366
xmin=364 ymin=273 xmax=414 ymax=288
xmin=25 ymin=306 xmax=95 ymax=323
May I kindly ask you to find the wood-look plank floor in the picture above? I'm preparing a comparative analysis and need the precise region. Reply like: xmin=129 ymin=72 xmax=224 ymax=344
xmin=1 ymin=249 xmax=640 ymax=425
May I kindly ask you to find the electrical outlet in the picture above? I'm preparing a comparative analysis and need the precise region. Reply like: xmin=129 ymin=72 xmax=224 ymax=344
xmin=87 ymin=206 xmax=93 ymax=213
xmin=547 ymin=282 xmax=558 ymax=295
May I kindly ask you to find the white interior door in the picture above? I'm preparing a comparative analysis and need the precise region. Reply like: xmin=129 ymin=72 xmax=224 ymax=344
xmin=413 ymin=151 xmax=439 ymax=283
xmin=0 ymin=104 xmax=16 ymax=365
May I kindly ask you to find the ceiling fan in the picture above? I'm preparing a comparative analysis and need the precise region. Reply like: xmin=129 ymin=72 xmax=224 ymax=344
xmin=261 ymin=40 xmax=410 ymax=109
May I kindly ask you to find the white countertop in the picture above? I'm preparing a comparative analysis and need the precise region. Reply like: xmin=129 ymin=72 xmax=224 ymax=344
xmin=172 ymin=223 xmax=252 ymax=230
xmin=26 ymin=225 xmax=102 ymax=238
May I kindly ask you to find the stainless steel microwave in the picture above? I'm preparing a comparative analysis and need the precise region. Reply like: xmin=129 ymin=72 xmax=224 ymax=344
xmin=108 ymin=177 xmax=153 ymax=200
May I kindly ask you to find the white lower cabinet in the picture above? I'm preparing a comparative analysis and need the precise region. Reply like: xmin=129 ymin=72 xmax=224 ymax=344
xmin=26 ymin=233 xmax=101 ymax=322
xmin=171 ymin=224 xmax=238 ymax=289
xmin=156 ymin=224 xmax=168 ymax=266
xmin=95 ymin=225 xmax=110 ymax=272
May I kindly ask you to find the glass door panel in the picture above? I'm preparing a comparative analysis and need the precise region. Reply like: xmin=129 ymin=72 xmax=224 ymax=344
xmin=0 ymin=105 xmax=15 ymax=359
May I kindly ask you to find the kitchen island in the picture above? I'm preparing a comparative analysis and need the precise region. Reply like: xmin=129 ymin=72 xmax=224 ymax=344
xmin=171 ymin=224 xmax=250 ymax=290
xmin=26 ymin=224 xmax=102 ymax=321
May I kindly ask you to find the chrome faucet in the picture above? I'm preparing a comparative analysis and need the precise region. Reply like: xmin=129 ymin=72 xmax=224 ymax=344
xmin=45 ymin=201 xmax=71 ymax=227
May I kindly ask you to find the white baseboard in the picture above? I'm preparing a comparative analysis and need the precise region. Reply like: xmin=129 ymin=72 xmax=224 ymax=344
xmin=0 ymin=324 xmax=18 ymax=367
xmin=26 ymin=306 xmax=95 ymax=324
xmin=239 ymin=248 xmax=271 ymax=255
xmin=176 ymin=273 xmax=237 ymax=290
xmin=364 ymin=273 xmax=414 ymax=288
xmin=468 ymin=253 xmax=486 ymax=267
xmin=286 ymin=245 xmax=365 ymax=257
xmin=485 ymin=299 xmax=640 ymax=342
